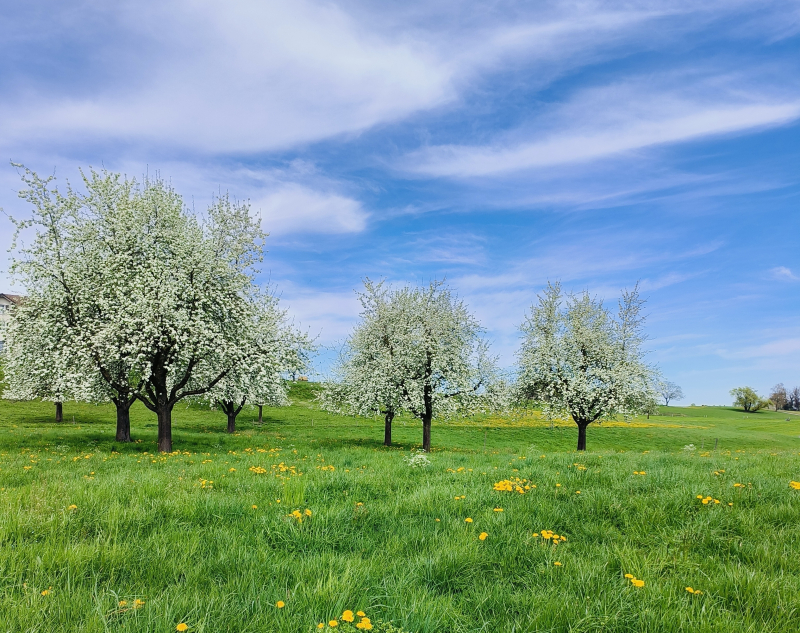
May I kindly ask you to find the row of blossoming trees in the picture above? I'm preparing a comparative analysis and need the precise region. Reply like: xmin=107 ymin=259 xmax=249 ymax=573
xmin=2 ymin=166 xmax=660 ymax=452
xmin=2 ymin=166 xmax=310 ymax=452
xmin=319 ymin=279 xmax=660 ymax=452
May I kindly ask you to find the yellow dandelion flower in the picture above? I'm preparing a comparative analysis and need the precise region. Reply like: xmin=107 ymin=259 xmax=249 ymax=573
xmin=553 ymin=561 xmax=562 ymax=566
xmin=631 ymin=579 xmax=645 ymax=588
xmin=276 ymin=601 xmax=285 ymax=608
xmin=304 ymin=509 xmax=312 ymax=516
xmin=318 ymin=624 xmax=325 ymax=630
xmin=493 ymin=508 xmax=503 ymax=512
xmin=357 ymin=611 xmax=366 ymax=617
xmin=252 ymin=505 xmax=258 ymax=509
xmin=624 ymin=573 xmax=634 ymax=579
xmin=356 ymin=617 xmax=373 ymax=630
xmin=532 ymin=532 xmax=539 ymax=537
xmin=329 ymin=620 xmax=339 ymax=627
xmin=176 ymin=624 xmax=189 ymax=632
xmin=41 ymin=589 xmax=50 ymax=596
xmin=133 ymin=599 xmax=145 ymax=608
xmin=479 ymin=532 xmax=488 ymax=540
xmin=118 ymin=600 xmax=127 ymax=607
xmin=342 ymin=610 xmax=355 ymax=622
xmin=685 ymin=587 xmax=694 ymax=593
xmin=465 ymin=517 xmax=473 ymax=523
xmin=68 ymin=504 xmax=77 ymax=510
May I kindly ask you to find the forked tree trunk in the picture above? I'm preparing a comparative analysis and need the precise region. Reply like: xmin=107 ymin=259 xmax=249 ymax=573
xmin=115 ymin=401 xmax=132 ymax=442
xmin=384 ymin=410 xmax=394 ymax=447
xmin=55 ymin=401 xmax=63 ymax=423
xmin=576 ymin=420 xmax=590 ymax=451
xmin=219 ymin=399 xmax=245 ymax=434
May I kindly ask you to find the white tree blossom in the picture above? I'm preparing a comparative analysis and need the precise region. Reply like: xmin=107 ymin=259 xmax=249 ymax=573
xmin=322 ymin=279 xmax=506 ymax=451
xmin=204 ymin=292 xmax=313 ymax=433
xmin=516 ymin=282 xmax=658 ymax=451
xmin=7 ymin=166 xmax=276 ymax=451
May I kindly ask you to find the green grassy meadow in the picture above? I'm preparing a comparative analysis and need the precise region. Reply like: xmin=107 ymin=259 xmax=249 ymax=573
xmin=1 ymin=384 xmax=799 ymax=632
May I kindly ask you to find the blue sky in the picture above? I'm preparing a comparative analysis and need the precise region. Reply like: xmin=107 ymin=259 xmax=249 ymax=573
xmin=1 ymin=0 xmax=798 ymax=404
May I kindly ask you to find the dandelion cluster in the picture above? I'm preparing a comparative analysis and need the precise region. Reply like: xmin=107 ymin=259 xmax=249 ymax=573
xmin=199 ymin=479 xmax=213 ymax=489
xmin=685 ymin=586 xmax=703 ymax=595
xmin=249 ymin=462 xmax=303 ymax=478
xmin=318 ymin=609 xmax=372 ymax=630
xmin=317 ymin=465 xmax=336 ymax=471
xmin=287 ymin=508 xmax=313 ymax=522
xmin=632 ymin=471 xmax=646 ymax=475
xmin=492 ymin=477 xmax=534 ymax=493
xmin=624 ymin=573 xmax=645 ymax=588
xmin=533 ymin=530 xmax=566 ymax=544
xmin=696 ymin=495 xmax=721 ymax=505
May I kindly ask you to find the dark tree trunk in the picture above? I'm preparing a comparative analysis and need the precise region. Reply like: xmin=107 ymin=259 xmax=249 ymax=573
xmin=258 ymin=405 xmax=263 ymax=424
xmin=55 ymin=401 xmax=63 ymax=423
xmin=157 ymin=405 xmax=173 ymax=453
xmin=576 ymin=421 xmax=589 ymax=451
xmin=384 ymin=410 xmax=394 ymax=447
xmin=115 ymin=400 xmax=132 ymax=442
xmin=219 ymin=399 xmax=245 ymax=434
xmin=422 ymin=415 xmax=432 ymax=452
xmin=421 ymin=383 xmax=433 ymax=452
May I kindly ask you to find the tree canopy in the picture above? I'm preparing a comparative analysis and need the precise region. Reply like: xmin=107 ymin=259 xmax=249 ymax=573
xmin=730 ymin=387 xmax=770 ymax=412
xmin=322 ymin=279 xmax=506 ymax=451
xmin=5 ymin=166 xmax=305 ymax=451
xmin=516 ymin=282 xmax=658 ymax=451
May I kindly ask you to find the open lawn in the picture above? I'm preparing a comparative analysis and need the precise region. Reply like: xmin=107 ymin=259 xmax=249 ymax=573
xmin=1 ymin=384 xmax=799 ymax=632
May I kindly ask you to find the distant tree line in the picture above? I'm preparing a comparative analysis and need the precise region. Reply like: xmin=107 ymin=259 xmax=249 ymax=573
xmin=769 ymin=383 xmax=800 ymax=411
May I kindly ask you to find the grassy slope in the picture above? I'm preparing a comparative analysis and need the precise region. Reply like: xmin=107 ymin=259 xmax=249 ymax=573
xmin=0 ymin=386 xmax=799 ymax=632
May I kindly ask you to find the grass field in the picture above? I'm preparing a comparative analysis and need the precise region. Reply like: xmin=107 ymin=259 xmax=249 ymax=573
xmin=1 ymin=383 xmax=799 ymax=632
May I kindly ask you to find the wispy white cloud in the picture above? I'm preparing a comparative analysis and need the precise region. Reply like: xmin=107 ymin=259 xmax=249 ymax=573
xmin=253 ymin=184 xmax=367 ymax=235
xmin=402 ymin=77 xmax=800 ymax=177
xmin=0 ymin=0 xmax=454 ymax=154
xmin=769 ymin=266 xmax=800 ymax=281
